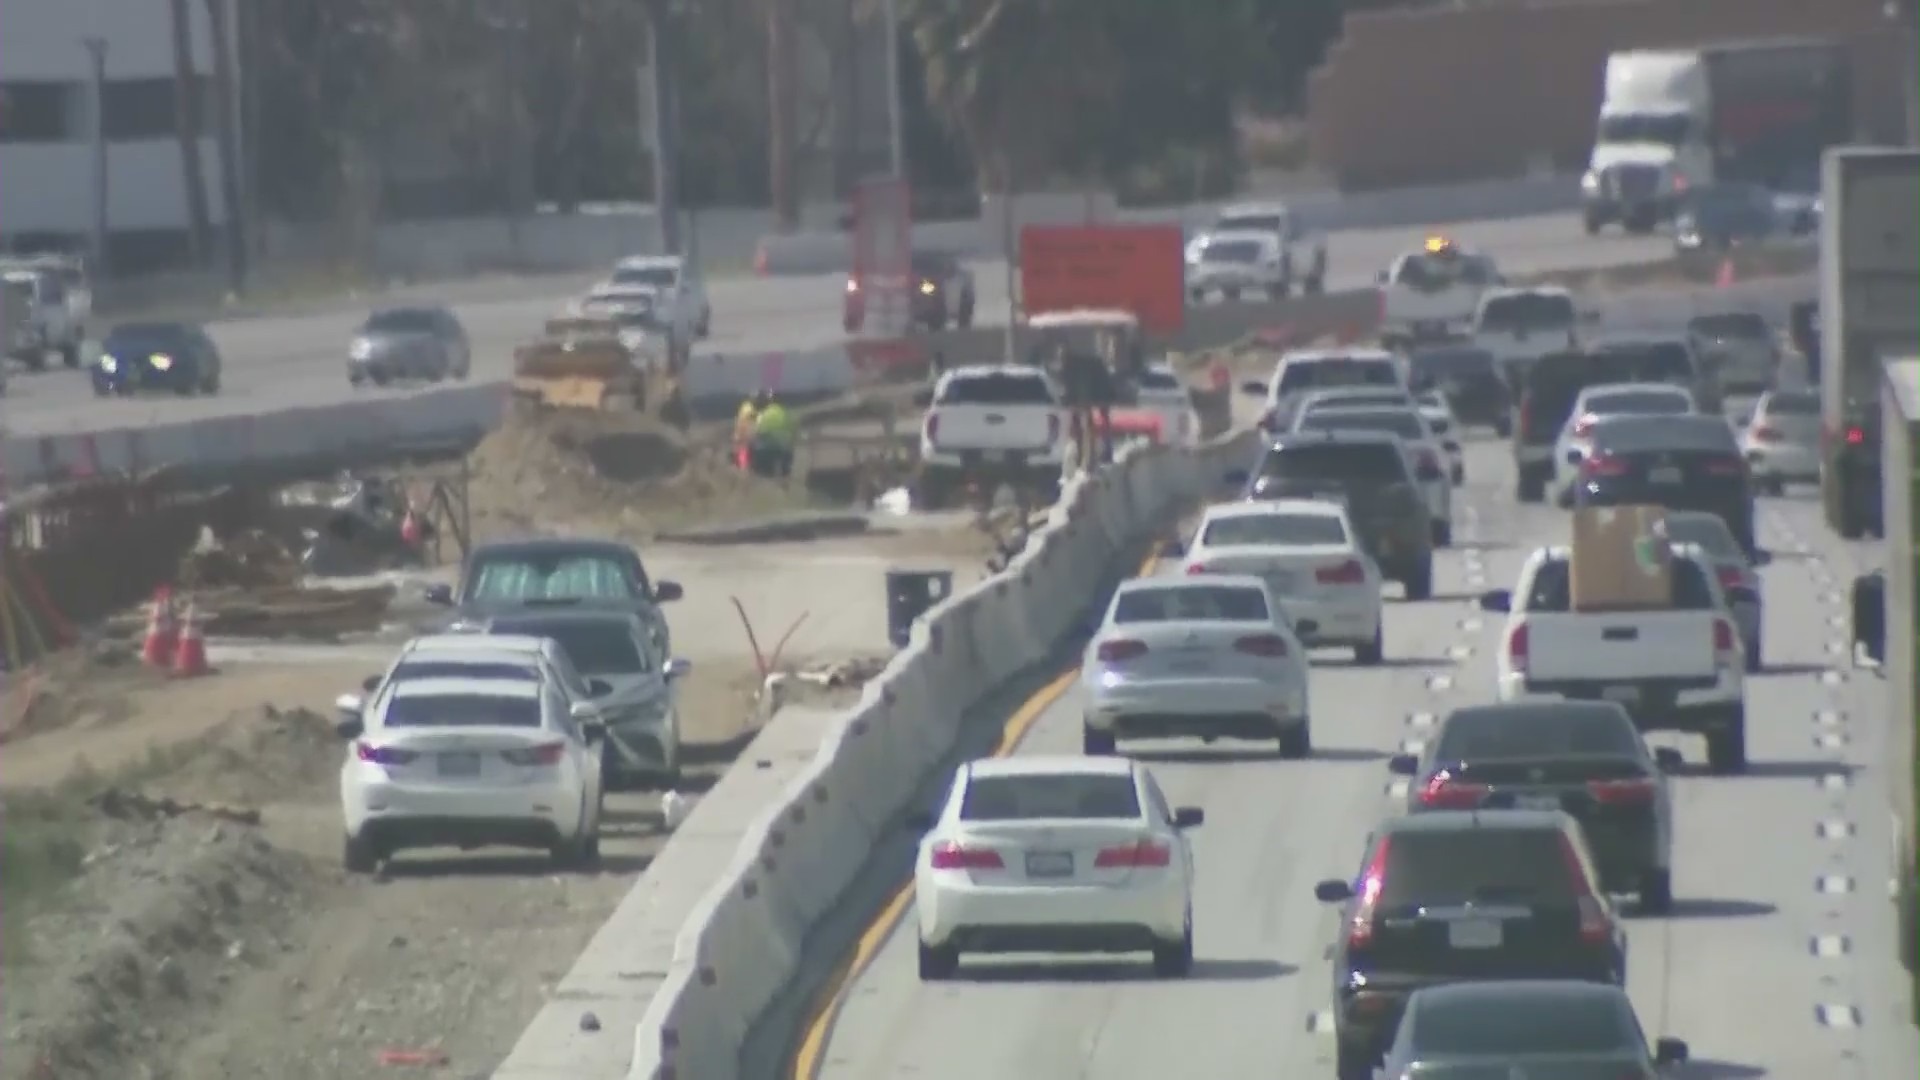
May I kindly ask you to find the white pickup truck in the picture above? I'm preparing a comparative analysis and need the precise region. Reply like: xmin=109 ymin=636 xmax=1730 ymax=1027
xmin=1376 ymin=237 xmax=1504 ymax=351
xmin=917 ymin=365 xmax=1067 ymax=509
xmin=1470 ymin=286 xmax=1581 ymax=372
xmin=1480 ymin=543 xmax=1749 ymax=773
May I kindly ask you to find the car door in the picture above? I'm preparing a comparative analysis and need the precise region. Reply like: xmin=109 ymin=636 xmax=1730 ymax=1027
xmin=545 ymin=679 xmax=602 ymax=827
xmin=1139 ymin=772 xmax=1192 ymax=883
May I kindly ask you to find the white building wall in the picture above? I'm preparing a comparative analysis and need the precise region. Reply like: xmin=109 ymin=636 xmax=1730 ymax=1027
xmin=0 ymin=0 xmax=236 ymax=236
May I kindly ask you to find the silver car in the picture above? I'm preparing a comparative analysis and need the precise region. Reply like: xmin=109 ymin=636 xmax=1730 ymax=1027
xmin=1739 ymin=388 xmax=1821 ymax=494
xmin=347 ymin=305 xmax=471 ymax=386
xmin=1079 ymin=575 xmax=1313 ymax=759
xmin=1687 ymin=310 xmax=1780 ymax=397
xmin=1663 ymin=509 xmax=1771 ymax=671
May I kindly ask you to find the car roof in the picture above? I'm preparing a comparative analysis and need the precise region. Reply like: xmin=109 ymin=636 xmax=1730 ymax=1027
xmin=967 ymin=754 xmax=1136 ymax=780
xmin=1588 ymin=332 xmax=1691 ymax=349
xmin=1218 ymin=201 xmax=1289 ymax=216
xmin=1269 ymin=429 xmax=1404 ymax=448
xmin=945 ymin=363 xmax=1048 ymax=380
xmin=1481 ymin=285 xmax=1573 ymax=300
xmin=615 ymin=255 xmax=681 ymax=268
xmin=404 ymin=633 xmax=553 ymax=656
xmin=1201 ymin=229 xmax=1279 ymax=245
xmin=1301 ymin=387 xmax=1412 ymax=401
xmin=1579 ymin=381 xmax=1692 ymax=398
xmin=1280 ymin=348 xmax=1396 ymax=364
xmin=1410 ymin=979 xmax=1626 ymax=1007
xmin=388 ymin=677 xmax=542 ymax=701
xmin=1379 ymin=808 xmax=1573 ymax=833
xmin=1116 ymin=572 xmax=1268 ymax=593
xmin=1201 ymin=498 xmax=1343 ymax=521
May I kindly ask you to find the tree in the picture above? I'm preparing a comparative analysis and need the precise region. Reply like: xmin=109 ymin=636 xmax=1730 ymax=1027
xmin=167 ymin=0 xmax=212 ymax=264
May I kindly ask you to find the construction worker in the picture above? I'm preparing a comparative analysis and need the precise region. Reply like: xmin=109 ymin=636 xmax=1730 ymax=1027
xmin=749 ymin=387 xmax=796 ymax=477
xmin=732 ymin=392 xmax=759 ymax=470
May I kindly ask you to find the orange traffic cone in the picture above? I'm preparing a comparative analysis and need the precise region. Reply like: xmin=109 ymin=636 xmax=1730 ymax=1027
xmin=1715 ymin=257 xmax=1736 ymax=289
xmin=399 ymin=509 xmax=423 ymax=548
xmin=140 ymin=587 xmax=178 ymax=667
xmin=171 ymin=600 xmax=209 ymax=678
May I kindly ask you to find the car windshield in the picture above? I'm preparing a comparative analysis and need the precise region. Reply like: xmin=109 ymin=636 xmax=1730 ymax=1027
xmin=1433 ymin=707 xmax=1641 ymax=760
xmin=1411 ymin=993 xmax=1633 ymax=1056
xmin=1202 ymin=239 xmax=1265 ymax=263
xmin=1201 ymin=513 xmax=1347 ymax=547
xmin=381 ymin=693 xmax=543 ymax=729
xmin=491 ymin=619 xmax=647 ymax=675
xmin=1584 ymin=389 xmax=1691 ymax=416
xmin=363 ymin=309 xmax=441 ymax=334
xmin=1661 ymin=515 xmax=1744 ymax=560
xmin=1394 ymin=252 xmax=1499 ymax=289
xmin=1257 ymin=443 xmax=1406 ymax=485
xmin=1300 ymin=409 xmax=1426 ymax=441
xmin=959 ymin=774 xmax=1141 ymax=821
xmin=1597 ymin=111 xmax=1691 ymax=145
xmin=464 ymin=554 xmax=640 ymax=604
xmin=1380 ymin=828 xmax=1578 ymax=904
xmin=1690 ymin=313 xmax=1768 ymax=340
xmin=1112 ymin=585 xmax=1270 ymax=623
xmin=1589 ymin=342 xmax=1695 ymax=384
xmin=1277 ymin=359 xmax=1399 ymax=394
xmin=612 ymin=265 xmax=677 ymax=288
xmin=1216 ymin=212 xmax=1284 ymax=233
xmin=938 ymin=372 xmax=1053 ymax=405
xmin=1479 ymin=294 xmax=1574 ymax=332
xmin=390 ymin=660 xmax=541 ymax=684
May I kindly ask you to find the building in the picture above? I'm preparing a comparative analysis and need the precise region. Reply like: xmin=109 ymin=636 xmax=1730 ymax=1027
xmin=0 ymin=0 xmax=237 ymax=272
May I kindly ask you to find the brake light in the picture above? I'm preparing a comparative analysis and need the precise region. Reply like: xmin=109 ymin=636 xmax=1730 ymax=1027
xmin=1716 ymin=566 xmax=1746 ymax=592
xmin=1047 ymin=413 xmax=1062 ymax=444
xmin=1418 ymin=771 xmax=1490 ymax=808
xmin=925 ymin=415 xmax=939 ymax=443
xmin=502 ymin=742 xmax=566 ymax=766
xmin=1234 ymin=633 xmax=1289 ymax=657
xmin=1572 ymin=413 xmax=1597 ymax=437
xmin=1097 ymin=639 xmax=1148 ymax=662
xmin=1712 ymin=617 xmax=1735 ymax=653
xmin=355 ymin=743 xmax=419 ymax=766
xmin=1557 ymin=833 xmax=1612 ymax=944
xmin=1185 ymin=562 xmax=1215 ymax=576
xmin=929 ymin=841 xmax=1003 ymax=870
xmin=1751 ymin=424 xmax=1782 ymax=442
xmin=1095 ymin=838 xmax=1172 ymax=868
xmin=1581 ymin=454 xmax=1629 ymax=477
xmin=1316 ymin=559 xmax=1366 ymax=584
xmin=1703 ymin=456 xmax=1743 ymax=476
xmin=1347 ymin=839 xmax=1391 ymax=946
xmin=1506 ymin=623 xmax=1530 ymax=672
xmin=1845 ymin=426 xmax=1864 ymax=445
xmin=1586 ymin=777 xmax=1657 ymax=804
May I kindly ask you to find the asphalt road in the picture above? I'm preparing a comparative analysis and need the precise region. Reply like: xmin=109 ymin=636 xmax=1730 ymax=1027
xmin=802 ymin=433 xmax=1916 ymax=1080
xmin=3 ymin=211 xmax=1684 ymax=437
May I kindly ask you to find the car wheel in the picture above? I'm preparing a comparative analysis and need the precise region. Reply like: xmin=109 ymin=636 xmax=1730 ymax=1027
xmin=551 ymin=822 xmax=602 ymax=870
xmin=1706 ymin=710 xmax=1748 ymax=774
xmin=1335 ymin=1040 xmax=1375 ymax=1080
xmin=1082 ymin=725 xmax=1117 ymax=756
xmin=1639 ymin=867 xmax=1675 ymax=915
xmin=917 ymin=938 xmax=959 ymax=981
xmin=698 ymin=308 xmax=712 ymax=338
xmin=1432 ymin=520 xmax=1453 ymax=548
xmin=343 ymin=833 xmax=380 ymax=875
xmin=1517 ymin=467 xmax=1547 ymax=503
xmin=1404 ymin=561 xmax=1434 ymax=602
xmin=1278 ymin=724 xmax=1311 ymax=760
xmin=1582 ymin=210 xmax=1604 ymax=236
xmin=1266 ymin=283 xmax=1288 ymax=301
xmin=1304 ymin=275 xmax=1324 ymax=295
xmin=1354 ymin=628 xmax=1384 ymax=666
xmin=1151 ymin=914 xmax=1194 ymax=977
xmin=370 ymin=369 xmax=391 ymax=387
xmin=60 ymin=342 xmax=80 ymax=368
xmin=1451 ymin=465 xmax=1465 ymax=486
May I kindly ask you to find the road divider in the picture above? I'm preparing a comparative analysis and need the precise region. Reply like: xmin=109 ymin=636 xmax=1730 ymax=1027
xmin=487 ymin=426 xmax=1258 ymax=1080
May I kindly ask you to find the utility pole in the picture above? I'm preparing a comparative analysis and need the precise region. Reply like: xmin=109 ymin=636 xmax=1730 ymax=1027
xmin=767 ymin=0 xmax=798 ymax=231
xmin=501 ymin=1 xmax=528 ymax=260
xmin=882 ymin=0 xmax=904 ymax=178
xmin=82 ymin=37 xmax=109 ymax=279
xmin=204 ymin=0 xmax=247 ymax=292
xmin=645 ymin=0 xmax=681 ymax=254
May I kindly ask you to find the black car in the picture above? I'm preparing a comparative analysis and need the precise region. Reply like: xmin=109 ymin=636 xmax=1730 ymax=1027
xmin=425 ymin=538 xmax=683 ymax=655
xmin=1789 ymin=298 xmax=1821 ymax=379
xmin=1312 ymin=811 xmax=1629 ymax=1079
xmin=1572 ymin=414 xmax=1756 ymax=553
xmin=1674 ymin=182 xmax=1779 ymax=252
xmin=1228 ymin=430 xmax=1436 ymax=599
xmin=1852 ymin=570 xmax=1885 ymax=663
xmin=1408 ymin=344 xmax=1510 ymax=435
xmin=93 ymin=321 xmax=222 ymax=396
xmin=1511 ymin=342 xmax=1712 ymax=502
xmin=1379 ymin=980 xmax=1690 ymax=1078
xmin=1826 ymin=406 xmax=1882 ymax=539
xmin=1390 ymin=701 xmax=1680 ymax=911
xmin=348 ymin=305 xmax=471 ymax=386
xmin=1585 ymin=335 xmax=1717 ymax=412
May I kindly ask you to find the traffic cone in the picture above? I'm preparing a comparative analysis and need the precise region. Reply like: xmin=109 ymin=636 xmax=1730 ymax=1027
xmin=140 ymin=587 xmax=178 ymax=667
xmin=399 ymin=509 xmax=423 ymax=548
xmin=171 ymin=600 xmax=209 ymax=678
xmin=1715 ymin=257 xmax=1736 ymax=289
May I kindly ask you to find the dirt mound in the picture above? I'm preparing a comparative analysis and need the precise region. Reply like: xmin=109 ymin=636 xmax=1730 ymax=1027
xmin=2 ymin=644 xmax=159 ymax=745
xmin=142 ymin=705 xmax=340 ymax=810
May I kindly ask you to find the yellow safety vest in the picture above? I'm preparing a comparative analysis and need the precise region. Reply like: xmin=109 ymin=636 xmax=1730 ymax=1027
xmin=754 ymin=403 xmax=796 ymax=447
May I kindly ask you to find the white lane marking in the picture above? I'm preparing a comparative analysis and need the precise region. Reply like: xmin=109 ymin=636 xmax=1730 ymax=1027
xmin=1810 ymin=934 xmax=1851 ymax=958
xmin=1816 ymin=733 xmax=1847 ymax=751
xmin=1385 ymin=779 xmax=1410 ymax=800
xmin=1407 ymin=711 xmax=1437 ymax=729
xmin=1814 ymin=1004 xmax=1863 ymax=1029
xmin=1819 ymin=772 xmax=1850 ymax=792
xmin=1825 ymin=640 xmax=1846 ymax=655
xmin=1814 ymin=708 xmax=1845 ymax=727
xmin=1399 ymin=738 xmax=1425 ymax=754
xmin=1426 ymin=674 xmax=1454 ymax=692
xmin=1305 ymin=1010 xmax=1337 ymax=1036
xmin=1816 ymin=874 xmax=1855 ymax=895
xmin=1820 ymin=670 xmax=1845 ymax=686
xmin=1817 ymin=820 xmax=1855 ymax=840
xmin=1458 ymin=617 xmax=1482 ymax=633
xmin=1827 ymin=614 xmax=1848 ymax=630
xmin=1445 ymin=644 xmax=1473 ymax=661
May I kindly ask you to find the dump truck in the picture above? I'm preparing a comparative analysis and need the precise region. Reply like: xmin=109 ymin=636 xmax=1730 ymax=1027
xmin=511 ymin=316 xmax=647 ymax=411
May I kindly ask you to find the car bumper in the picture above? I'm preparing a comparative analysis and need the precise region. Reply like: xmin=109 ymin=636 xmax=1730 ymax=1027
xmin=1278 ymin=594 xmax=1382 ymax=646
xmin=1745 ymin=441 xmax=1819 ymax=480
xmin=93 ymin=366 xmax=196 ymax=391
xmin=343 ymin=778 xmax=584 ymax=849
xmin=1498 ymin=669 xmax=1743 ymax=718
xmin=1083 ymin=675 xmax=1306 ymax=737
xmin=922 ymin=450 xmax=1065 ymax=471
xmin=916 ymin=872 xmax=1188 ymax=950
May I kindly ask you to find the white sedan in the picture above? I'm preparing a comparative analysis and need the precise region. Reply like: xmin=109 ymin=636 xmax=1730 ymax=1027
xmin=1177 ymin=499 xmax=1385 ymax=663
xmin=1080 ymin=573 xmax=1312 ymax=758
xmin=335 ymin=675 xmax=605 ymax=873
xmin=1133 ymin=363 xmax=1202 ymax=448
xmin=1551 ymin=382 xmax=1698 ymax=501
xmin=909 ymin=755 xmax=1204 ymax=979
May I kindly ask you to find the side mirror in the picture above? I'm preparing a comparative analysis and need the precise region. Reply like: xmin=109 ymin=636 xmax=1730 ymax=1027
xmin=903 ymin=809 xmax=935 ymax=831
xmin=333 ymin=715 xmax=364 ymax=740
xmin=1653 ymin=1037 xmax=1689 ymax=1064
xmin=335 ymin=692 xmax=365 ymax=717
xmin=569 ymin=701 xmax=602 ymax=724
xmin=1565 ymin=448 xmax=1583 ymax=464
xmin=1222 ymin=468 xmax=1250 ymax=487
xmin=423 ymin=583 xmax=454 ymax=606
xmin=1172 ymin=806 xmax=1205 ymax=829
xmin=580 ymin=719 xmax=606 ymax=744
xmin=664 ymin=657 xmax=692 ymax=679
xmin=360 ymin=675 xmax=382 ymax=693
xmin=653 ymin=580 xmax=683 ymax=602
xmin=1240 ymin=380 xmax=1267 ymax=397
xmin=1387 ymin=753 xmax=1419 ymax=776
xmin=1314 ymin=879 xmax=1355 ymax=903
xmin=1750 ymin=549 xmax=1772 ymax=567
xmin=1478 ymin=589 xmax=1512 ymax=612
xmin=1160 ymin=537 xmax=1185 ymax=557
xmin=1654 ymin=747 xmax=1684 ymax=772
xmin=588 ymin=677 xmax=614 ymax=697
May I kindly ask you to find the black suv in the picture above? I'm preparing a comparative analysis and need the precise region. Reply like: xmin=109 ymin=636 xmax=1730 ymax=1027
xmin=1313 ymin=811 xmax=1629 ymax=1080
xmin=1228 ymin=430 xmax=1436 ymax=599
xmin=1512 ymin=341 xmax=1709 ymax=502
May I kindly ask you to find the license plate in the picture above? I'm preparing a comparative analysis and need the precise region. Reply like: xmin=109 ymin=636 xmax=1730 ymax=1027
xmin=438 ymin=752 xmax=481 ymax=777
xmin=1024 ymin=851 xmax=1073 ymax=878
xmin=1601 ymin=685 xmax=1641 ymax=704
xmin=1649 ymin=466 xmax=1682 ymax=484
xmin=1515 ymin=794 xmax=1563 ymax=811
xmin=1447 ymin=918 xmax=1504 ymax=950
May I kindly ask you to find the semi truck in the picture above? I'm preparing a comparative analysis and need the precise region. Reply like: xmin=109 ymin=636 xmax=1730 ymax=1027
xmin=1582 ymin=38 xmax=1853 ymax=234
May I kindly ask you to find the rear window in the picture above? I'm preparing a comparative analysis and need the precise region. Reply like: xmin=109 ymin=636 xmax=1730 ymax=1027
xmin=1479 ymin=293 xmax=1575 ymax=331
xmin=611 ymin=265 xmax=677 ymax=288
xmin=1590 ymin=342 xmax=1696 ymax=383
xmin=1258 ymin=443 xmax=1407 ymax=484
xmin=1201 ymin=239 xmax=1265 ymax=263
xmin=1411 ymin=994 xmax=1632 ymax=1056
xmin=1136 ymin=369 xmax=1181 ymax=391
xmin=938 ymin=372 xmax=1054 ymax=405
xmin=1380 ymin=828 xmax=1578 ymax=904
xmin=492 ymin=620 xmax=647 ymax=674
xmin=1584 ymin=389 xmax=1691 ymax=415
xmin=1588 ymin=417 xmax=1737 ymax=455
xmin=1521 ymin=557 xmax=1716 ymax=612
xmin=465 ymin=555 xmax=639 ymax=604
xmin=1299 ymin=409 xmax=1425 ymax=441
xmin=363 ymin=309 xmax=441 ymax=334
xmin=1433 ymin=708 xmax=1641 ymax=760
xmin=391 ymin=660 xmax=540 ymax=683
xmin=1277 ymin=359 xmax=1399 ymax=394
xmin=382 ymin=693 xmax=543 ymax=729
xmin=1201 ymin=513 xmax=1347 ymax=547
xmin=959 ymin=774 xmax=1141 ymax=821
xmin=1393 ymin=253 xmax=1499 ymax=289
xmin=1764 ymin=392 xmax=1819 ymax=416
xmin=1689 ymin=313 xmax=1768 ymax=340
xmin=1216 ymin=212 xmax=1284 ymax=233
xmin=1411 ymin=349 xmax=1496 ymax=381
xmin=1113 ymin=585 xmax=1269 ymax=623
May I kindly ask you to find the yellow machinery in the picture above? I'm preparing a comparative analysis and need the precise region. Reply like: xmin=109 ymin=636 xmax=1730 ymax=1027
xmin=511 ymin=316 xmax=647 ymax=411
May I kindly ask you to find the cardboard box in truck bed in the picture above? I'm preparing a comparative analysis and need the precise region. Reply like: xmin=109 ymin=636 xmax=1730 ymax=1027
xmin=1571 ymin=505 xmax=1672 ymax=611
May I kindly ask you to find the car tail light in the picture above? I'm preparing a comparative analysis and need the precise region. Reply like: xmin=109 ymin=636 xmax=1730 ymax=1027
xmin=1587 ymin=776 xmax=1657 ymax=804
xmin=1712 ymin=617 xmax=1735 ymax=654
xmin=925 ymin=415 xmax=939 ymax=444
xmin=1751 ymin=424 xmax=1782 ymax=442
xmin=1506 ymin=623 xmax=1530 ymax=672
xmin=1185 ymin=562 xmax=1215 ymax=576
xmin=1571 ymin=413 xmax=1597 ymax=437
xmin=1557 ymin=834 xmax=1612 ymax=944
xmin=502 ymin=742 xmax=566 ymax=766
xmin=929 ymin=841 xmax=1003 ymax=870
xmin=1581 ymin=453 xmax=1629 ymax=477
xmin=355 ymin=742 xmax=419 ymax=766
xmin=1716 ymin=566 xmax=1746 ymax=592
xmin=1316 ymin=559 xmax=1366 ymax=584
xmin=1095 ymin=838 xmax=1172 ymax=868
xmin=1703 ymin=456 xmax=1743 ymax=476
xmin=1097 ymin=639 xmax=1148 ymax=662
xmin=1418 ymin=771 xmax=1490 ymax=808
xmin=1845 ymin=425 xmax=1865 ymax=445
xmin=1347 ymin=839 xmax=1391 ymax=946
xmin=1234 ymin=633 xmax=1289 ymax=657
xmin=1047 ymin=413 xmax=1062 ymax=444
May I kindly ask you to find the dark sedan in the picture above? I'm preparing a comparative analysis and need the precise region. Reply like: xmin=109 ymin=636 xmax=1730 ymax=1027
xmin=93 ymin=321 xmax=221 ymax=396
xmin=425 ymin=537 xmax=683 ymax=657
xmin=1408 ymin=344 xmax=1510 ymax=434
xmin=1673 ymin=182 xmax=1779 ymax=253
xmin=347 ymin=306 xmax=471 ymax=386
xmin=1391 ymin=701 xmax=1680 ymax=911
xmin=1572 ymin=414 xmax=1756 ymax=553
xmin=1379 ymin=981 xmax=1689 ymax=1079
xmin=843 ymin=250 xmax=974 ymax=332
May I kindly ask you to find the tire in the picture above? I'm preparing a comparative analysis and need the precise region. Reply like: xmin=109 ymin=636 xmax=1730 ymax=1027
xmin=914 ymin=474 xmax=949 ymax=512
xmin=1278 ymin=724 xmax=1311 ymax=760
xmin=1451 ymin=465 xmax=1465 ymax=486
xmin=1151 ymin=915 xmax=1194 ymax=978
xmin=957 ymin=302 xmax=973 ymax=329
xmin=698 ymin=308 xmax=712 ymax=338
xmin=59 ymin=341 xmax=80 ymax=368
xmin=1432 ymin=520 xmax=1453 ymax=548
xmin=1354 ymin=627 xmax=1384 ymax=666
xmin=1517 ymin=466 xmax=1547 ymax=504
xmin=1082 ymin=725 xmax=1117 ymax=756
xmin=1582 ymin=210 xmax=1604 ymax=236
xmin=1838 ymin=507 xmax=1865 ymax=541
xmin=1706 ymin=708 xmax=1748 ymax=774
xmin=551 ymin=823 xmax=602 ymax=869
xmin=1492 ymin=416 xmax=1512 ymax=438
xmin=917 ymin=938 xmax=959 ymax=981
xmin=1404 ymin=560 xmax=1434 ymax=602
xmin=343 ymin=833 xmax=380 ymax=875
xmin=1304 ymin=275 xmax=1324 ymax=296
xmin=1639 ymin=867 xmax=1675 ymax=915
xmin=1335 ymin=1040 xmax=1375 ymax=1080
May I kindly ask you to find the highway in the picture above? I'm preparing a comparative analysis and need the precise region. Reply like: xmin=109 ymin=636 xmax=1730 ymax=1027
xmin=4 ymin=210 xmax=1680 ymax=437
xmin=795 ymin=436 xmax=1918 ymax=1079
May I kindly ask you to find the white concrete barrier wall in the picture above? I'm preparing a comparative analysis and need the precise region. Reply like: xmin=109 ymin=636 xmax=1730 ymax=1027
xmin=486 ymin=426 xmax=1256 ymax=1080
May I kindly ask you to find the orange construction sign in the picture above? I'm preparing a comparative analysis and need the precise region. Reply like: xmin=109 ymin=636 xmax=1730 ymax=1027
xmin=1019 ymin=225 xmax=1185 ymax=335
